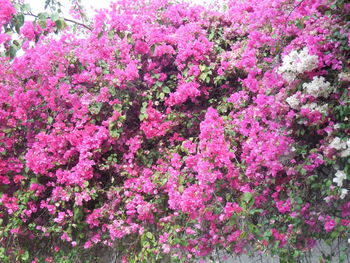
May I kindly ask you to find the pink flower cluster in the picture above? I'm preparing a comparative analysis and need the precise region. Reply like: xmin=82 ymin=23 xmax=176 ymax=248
xmin=0 ymin=0 xmax=15 ymax=28
xmin=0 ymin=0 xmax=349 ymax=261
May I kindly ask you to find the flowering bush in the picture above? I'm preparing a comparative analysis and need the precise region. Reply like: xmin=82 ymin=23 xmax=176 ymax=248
xmin=0 ymin=0 xmax=350 ymax=262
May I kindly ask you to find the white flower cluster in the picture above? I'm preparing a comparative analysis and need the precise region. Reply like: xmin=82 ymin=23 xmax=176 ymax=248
xmin=286 ymin=94 xmax=300 ymax=109
xmin=329 ymin=137 xmax=350 ymax=157
xmin=333 ymin=170 xmax=348 ymax=199
xmin=301 ymin=102 xmax=328 ymax=115
xmin=340 ymin=188 xmax=348 ymax=199
xmin=338 ymin=72 xmax=350 ymax=82
xmin=278 ymin=47 xmax=318 ymax=83
xmin=303 ymin=76 xmax=333 ymax=98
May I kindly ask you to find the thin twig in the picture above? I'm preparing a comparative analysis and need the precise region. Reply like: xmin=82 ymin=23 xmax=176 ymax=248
xmin=282 ymin=0 xmax=307 ymax=48
xmin=273 ymin=0 xmax=307 ymax=68
xmin=23 ymin=12 xmax=92 ymax=31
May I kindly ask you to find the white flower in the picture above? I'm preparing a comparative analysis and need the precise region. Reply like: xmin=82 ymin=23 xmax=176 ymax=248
xmin=296 ymin=47 xmax=319 ymax=73
xmin=341 ymin=149 xmax=350 ymax=157
xmin=334 ymin=123 xmax=341 ymax=129
xmin=340 ymin=188 xmax=348 ymax=199
xmin=324 ymin=196 xmax=331 ymax=203
xmin=278 ymin=47 xmax=318 ymax=82
xmin=335 ymin=170 xmax=347 ymax=180
xmin=338 ymin=72 xmax=350 ymax=82
xmin=286 ymin=94 xmax=300 ymax=109
xmin=341 ymin=139 xmax=350 ymax=157
xmin=315 ymin=104 xmax=328 ymax=115
xmin=333 ymin=177 xmax=344 ymax=187
xmin=330 ymin=137 xmax=347 ymax=150
xmin=301 ymin=102 xmax=317 ymax=111
xmin=281 ymin=71 xmax=297 ymax=83
xmin=301 ymin=103 xmax=328 ymax=114
xmin=303 ymin=76 xmax=333 ymax=98
xmin=333 ymin=170 xmax=347 ymax=187
xmin=330 ymin=137 xmax=350 ymax=157
xmin=301 ymin=102 xmax=328 ymax=114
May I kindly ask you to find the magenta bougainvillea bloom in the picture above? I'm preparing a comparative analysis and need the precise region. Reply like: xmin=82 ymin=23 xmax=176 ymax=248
xmin=0 ymin=0 xmax=15 ymax=28
xmin=324 ymin=219 xmax=336 ymax=232
xmin=0 ymin=0 xmax=349 ymax=262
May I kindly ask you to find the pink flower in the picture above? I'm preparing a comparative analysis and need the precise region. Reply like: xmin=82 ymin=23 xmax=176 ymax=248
xmin=84 ymin=240 xmax=92 ymax=249
xmin=21 ymin=22 xmax=36 ymax=40
xmin=13 ymin=174 xmax=25 ymax=183
xmin=227 ymin=230 xmax=241 ymax=242
xmin=276 ymin=199 xmax=291 ymax=214
xmin=61 ymin=232 xmax=71 ymax=242
xmin=10 ymin=227 xmax=20 ymax=234
xmin=324 ymin=219 xmax=336 ymax=232
xmin=224 ymin=202 xmax=242 ymax=218
xmin=91 ymin=233 xmax=101 ymax=244
xmin=134 ymin=40 xmax=149 ymax=55
xmin=0 ymin=33 xmax=10 ymax=44
xmin=0 ymin=0 xmax=15 ymax=29
xmin=162 ymin=244 xmax=170 ymax=253
xmin=159 ymin=233 xmax=169 ymax=243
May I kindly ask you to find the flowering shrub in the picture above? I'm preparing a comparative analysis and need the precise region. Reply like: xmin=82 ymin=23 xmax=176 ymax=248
xmin=0 ymin=0 xmax=350 ymax=262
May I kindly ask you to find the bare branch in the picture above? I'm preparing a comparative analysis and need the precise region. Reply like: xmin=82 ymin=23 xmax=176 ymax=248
xmin=23 ymin=12 xmax=92 ymax=31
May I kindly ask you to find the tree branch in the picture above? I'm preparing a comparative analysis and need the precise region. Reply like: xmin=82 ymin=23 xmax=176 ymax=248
xmin=23 ymin=12 xmax=92 ymax=31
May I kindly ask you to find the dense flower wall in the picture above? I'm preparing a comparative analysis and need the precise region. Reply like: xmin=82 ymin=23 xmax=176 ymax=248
xmin=0 ymin=0 xmax=349 ymax=262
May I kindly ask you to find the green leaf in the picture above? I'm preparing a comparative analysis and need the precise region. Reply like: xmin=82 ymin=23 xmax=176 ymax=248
xmin=108 ymin=30 xmax=115 ymax=39
xmin=140 ymin=106 xmax=147 ymax=113
xmin=145 ymin=232 xmax=154 ymax=239
xmin=9 ymin=44 xmax=18 ymax=59
xmin=20 ymin=4 xmax=31 ymax=12
xmin=199 ymin=73 xmax=208 ymax=81
xmin=37 ymin=13 xmax=48 ymax=28
xmin=142 ymin=241 xmax=150 ymax=247
xmin=89 ymin=102 xmax=103 ymax=114
xmin=127 ymin=32 xmax=134 ymax=44
xmin=250 ymin=209 xmax=263 ymax=214
xmin=37 ymin=12 xmax=48 ymax=21
xmin=300 ymin=168 xmax=307 ymax=176
xmin=73 ymin=206 xmax=83 ymax=222
xmin=295 ymin=196 xmax=303 ymax=204
xmin=242 ymin=192 xmax=253 ymax=203
xmin=51 ymin=13 xmax=59 ymax=22
xmin=38 ymin=20 xmax=46 ymax=29
xmin=21 ymin=250 xmax=29 ymax=261
xmin=115 ymin=30 xmax=124 ymax=38
xmin=55 ymin=18 xmax=67 ymax=30
xmin=139 ymin=113 xmax=148 ymax=121
xmin=109 ymin=127 xmax=122 ymax=138
xmin=162 ymin=86 xmax=170 ymax=93
xmin=208 ymin=31 xmax=215 ymax=40
xmin=48 ymin=116 xmax=53 ymax=124
xmin=15 ymin=14 xmax=25 ymax=34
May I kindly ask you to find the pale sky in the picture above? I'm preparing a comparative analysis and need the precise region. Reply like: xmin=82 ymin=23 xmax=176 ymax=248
xmin=28 ymin=0 xmax=111 ymax=18
xmin=27 ymin=0 xmax=214 ymax=19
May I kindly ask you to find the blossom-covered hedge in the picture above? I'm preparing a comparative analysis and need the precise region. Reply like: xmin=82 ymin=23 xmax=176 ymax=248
xmin=0 ymin=0 xmax=349 ymax=262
